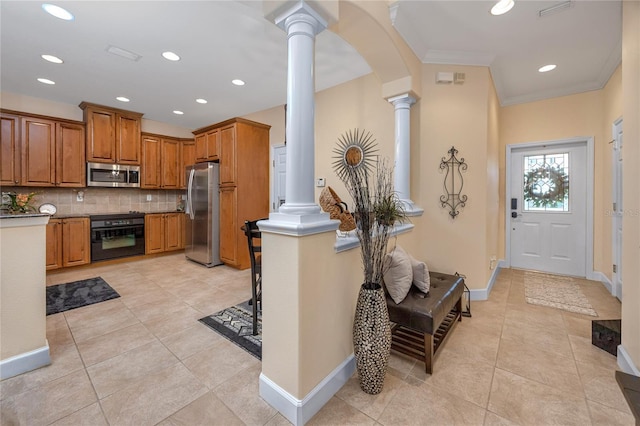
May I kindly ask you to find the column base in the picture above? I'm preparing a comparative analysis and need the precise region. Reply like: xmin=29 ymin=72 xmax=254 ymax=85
xmin=260 ymin=212 xmax=338 ymax=236
xmin=401 ymin=199 xmax=424 ymax=217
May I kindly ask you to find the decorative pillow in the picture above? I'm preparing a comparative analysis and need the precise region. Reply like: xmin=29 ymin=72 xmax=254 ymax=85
xmin=383 ymin=246 xmax=413 ymax=304
xmin=409 ymin=254 xmax=430 ymax=294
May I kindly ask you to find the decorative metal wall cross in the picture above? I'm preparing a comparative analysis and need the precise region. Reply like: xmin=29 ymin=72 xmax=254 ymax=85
xmin=439 ymin=146 xmax=468 ymax=218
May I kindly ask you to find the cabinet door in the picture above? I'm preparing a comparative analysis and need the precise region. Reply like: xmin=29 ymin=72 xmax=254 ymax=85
xmin=195 ymin=134 xmax=207 ymax=162
xmin=220 ymin=125 xmax=236 ymax=185
xmin=116 ymin=114 xmax=141 ymax=164
xmin=206 ymin=129 xmax=220 ymax=161
xmin=62 ymin=218 xmax=90 ymax=267
xmin=161 ymin=138 xmax=180 ymax=189
xmin=1 ymin=113 xmax=20 ymax=186
xmin=179 ymin=213 xmax=186 ymax=249
xmin=180 ymin=140 xmax=195 ymax=188
xmin=56 ymin=122 xmax=85 ymax=187
xmin=219 ymin=186 xmax=237 ymax=265
xmin=86 ymin=108 xmax=115 ymax=162
xmin=164 ymin=213 xmax=182 ymax=251
xmin=141 ymin=135 xmax=161 ymax=188
xmin=21 ymin=117 xmax=56 ymax=186
xmin=46 ymin=219 xmax=63 ymax=270
xmin=145 ymin=214 xmax=164 ymax=254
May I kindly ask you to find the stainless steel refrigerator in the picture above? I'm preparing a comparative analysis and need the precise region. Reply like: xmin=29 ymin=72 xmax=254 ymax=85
xmin=185 ymin=162 xmax=223 ymax=267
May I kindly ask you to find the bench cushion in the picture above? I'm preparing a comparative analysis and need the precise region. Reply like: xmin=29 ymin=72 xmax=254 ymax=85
xmin=386 ymin=272 xmax=464 ymax=335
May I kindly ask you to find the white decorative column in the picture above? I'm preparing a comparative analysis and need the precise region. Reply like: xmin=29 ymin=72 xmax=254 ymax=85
xmin=388 ymin=93 xmax=423 ymax=216
xmin=264 ymin=2 xmax=335 ymax=236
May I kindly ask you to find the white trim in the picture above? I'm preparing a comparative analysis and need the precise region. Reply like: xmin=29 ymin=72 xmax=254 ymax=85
xmin=334 ymin=223 xmax=415 ymax=253
xmin=0 ymin=343 xmax=50 ymax=380
xmin=592 ymin=271 xmax=613 ymax=294
xmin=611 ymin=118 xmax=623 ymax=300
xmin=467 ymin=259 xmax=506 ymax=301
xmin=259 ymin=355 xmax=355 ymax=426
xmin=271 ymin=144 xmax=286 ymax=213
xmin=505 ymin=137 xmax=594 ymax=278
xmin=617 ymin=345 xmax=640 ymax=376
xmin=259 ymin=214 xmax=338 ymax=237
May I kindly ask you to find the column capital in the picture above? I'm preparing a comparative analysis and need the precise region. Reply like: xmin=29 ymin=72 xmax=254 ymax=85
xmin=274 ymin=1 xmax=328 ymax=35
xmin=387 ymin=93 xmax=416 ymax=107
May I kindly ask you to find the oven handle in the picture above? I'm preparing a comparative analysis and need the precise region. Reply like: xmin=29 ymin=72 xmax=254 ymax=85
xmin=187 ymin=168 xmax=195 ymax=220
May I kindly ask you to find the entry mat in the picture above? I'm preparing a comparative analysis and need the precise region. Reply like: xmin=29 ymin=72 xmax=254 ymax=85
xmin=46 ymin=277 xmax=120 ymax=315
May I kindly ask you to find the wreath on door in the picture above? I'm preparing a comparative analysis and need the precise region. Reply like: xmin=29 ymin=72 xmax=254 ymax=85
xmin=523 ymin=165 xmax=569 ymax=208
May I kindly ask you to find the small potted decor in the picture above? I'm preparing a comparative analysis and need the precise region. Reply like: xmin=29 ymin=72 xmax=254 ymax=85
xmin=332 ymin=129 xmax=406 ymax=394
xmin=2 ymin=192 xmax=38 ymax=214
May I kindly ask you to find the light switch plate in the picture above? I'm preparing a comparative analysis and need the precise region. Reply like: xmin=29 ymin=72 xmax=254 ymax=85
xmin=316 ymin=178 xmax=326 ymax=187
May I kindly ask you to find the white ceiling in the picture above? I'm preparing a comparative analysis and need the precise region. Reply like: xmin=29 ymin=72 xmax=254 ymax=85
xmin=0 ymin=1 xmax=622 ymax=131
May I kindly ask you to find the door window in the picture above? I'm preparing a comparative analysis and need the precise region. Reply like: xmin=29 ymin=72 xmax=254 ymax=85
xmin=523 ymin=152 xmax=569 ymax=212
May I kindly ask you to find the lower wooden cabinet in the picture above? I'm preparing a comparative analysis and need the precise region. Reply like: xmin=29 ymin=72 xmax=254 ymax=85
xmin=46 ymin=217 xmax=90 ymax=270
xmin=145 ymin=213 xmax=183 ymax=254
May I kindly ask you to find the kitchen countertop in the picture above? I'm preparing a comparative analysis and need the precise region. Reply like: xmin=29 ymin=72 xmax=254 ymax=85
xmin=48 ymin=211 xmax=184 ymax=219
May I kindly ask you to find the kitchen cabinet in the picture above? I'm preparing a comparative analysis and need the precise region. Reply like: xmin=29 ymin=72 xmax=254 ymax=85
xmin=194 ymin=128 xmax=219 ymax=162
xmin=1 ymin=111 xmax=85 ymax=187
xmin=1 ymin=112 xmax=21 ymax=186
xmin=141 ymin=134 xmax=180 ymax=189
xmin=80 ymin=102 xmax=142 ymax=165
xmin=180 ymin=139 xmax=195 ymax=189
xmin=145 ymin=212 xmax=183 ymax=254
xmin=21 ymin=117 xmax=85 ymax=187
xmin=193 ymin=117 xmax=270 ymax=269
xmin=46 ymin=217 xmax=90 ymax=270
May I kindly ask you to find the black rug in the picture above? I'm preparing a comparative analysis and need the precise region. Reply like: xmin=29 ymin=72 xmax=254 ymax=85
xmin=199 ymin=300 xmax=262 ymax=360
xmin=46 ymin=277 xmax=120 ymax=315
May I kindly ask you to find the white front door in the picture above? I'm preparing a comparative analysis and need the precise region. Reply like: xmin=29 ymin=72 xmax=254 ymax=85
xmin=612 ymin=119 xmax=623 ymax=299
xmin=509 ymin=142 xmax=587 ymax=277
xmin=272 ymin=144 xmax=287 ymax=211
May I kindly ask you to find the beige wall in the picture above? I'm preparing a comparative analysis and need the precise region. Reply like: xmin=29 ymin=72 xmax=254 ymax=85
xmin=499 ymin=84 xmax=622 ymax=277
xmin=1 ymin=218 xmax=48 ymax=360
xmin=0 ymin=92 xmax=193 ymax=138
xmin=621 ymin=0 xmax=640 ymax=371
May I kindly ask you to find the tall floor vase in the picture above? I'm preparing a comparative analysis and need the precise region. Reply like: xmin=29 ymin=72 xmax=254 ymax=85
xmin=352 ymin=283 xmax=392 ymax=395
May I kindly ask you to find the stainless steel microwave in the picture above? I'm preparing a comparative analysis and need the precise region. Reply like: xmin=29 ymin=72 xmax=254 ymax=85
xmin=87 ymin=162 xmax=140 ymax=188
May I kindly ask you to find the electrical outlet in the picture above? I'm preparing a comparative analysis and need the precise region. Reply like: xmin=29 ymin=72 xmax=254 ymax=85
xmin=316 ymin=178 xmax=326 ymax=187
xmin=146 ymin=194 xmax=152 ymax=201
xmin=76 ymin=191 xmax=84 ymax=202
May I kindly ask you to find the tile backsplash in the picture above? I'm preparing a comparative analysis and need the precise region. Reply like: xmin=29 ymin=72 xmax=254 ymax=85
xmin=2 ymin=187 xmax=186 ymax=215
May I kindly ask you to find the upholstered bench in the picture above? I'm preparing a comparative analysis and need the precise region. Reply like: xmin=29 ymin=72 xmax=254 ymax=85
xmin=386 ymin=271 xmax=464 ymax=374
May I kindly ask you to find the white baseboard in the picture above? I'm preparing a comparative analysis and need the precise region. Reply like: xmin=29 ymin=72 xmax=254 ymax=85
xmin=468 ymin=260 xmax=506 ymax=301
xmin=617 ymin=345 xmax=640 ymax=376
xmin=0 ymin=343 xmax=51 ymax=380
xmin=260 ymin=355 xmax=355 ymax=426
xmin=591 ymin=271 xmax=613 ymax=294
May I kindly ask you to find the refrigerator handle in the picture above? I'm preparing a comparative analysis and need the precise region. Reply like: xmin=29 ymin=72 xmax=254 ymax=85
xmin=187 ymin=168 xmax=195 ymax=220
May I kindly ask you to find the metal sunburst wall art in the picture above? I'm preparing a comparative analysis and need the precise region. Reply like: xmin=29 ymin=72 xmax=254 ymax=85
xmin=439 ymin=146 xmax=468 ymax=219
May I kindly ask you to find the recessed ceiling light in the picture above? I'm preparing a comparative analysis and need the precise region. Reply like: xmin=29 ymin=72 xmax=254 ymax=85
xmin=232 ymin=79 xmax=245 ymax=86
xmin=42 ymin=4 xmax=74 ymax=21
xmin=162 ymin=51 xmax=180 ymax=61
xmin=41 ymin=54 xmax=63 ymax=64
xmin=116 ymin=97 xmax=130 ymax=102
xmin=173 ymin=110 xmax=184 ymax=115
xmin=490 ymin=0 xmax=514 ymax=16
xmin=538 ymin=64 xmax=557 ymax=73
xmin=37 ymin=78 xmax=55 ymax=85
xmin=196 ymin=98 xmax=208 ymax=104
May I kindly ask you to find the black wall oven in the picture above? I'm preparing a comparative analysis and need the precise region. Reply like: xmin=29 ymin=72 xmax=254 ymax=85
xmin=90 ymin=213 xmax=145 ymax=262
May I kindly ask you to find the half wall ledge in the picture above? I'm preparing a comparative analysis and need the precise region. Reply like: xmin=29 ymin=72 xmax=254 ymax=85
xmin=334 ymin=223 xmax=415 ymax=253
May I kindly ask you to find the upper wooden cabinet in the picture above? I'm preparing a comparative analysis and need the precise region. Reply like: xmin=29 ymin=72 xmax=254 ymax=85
xmin=80 ymin=102 xmax=142 ymax=165
xmin=194 ymin=128 xmax=219 ymax=162
xmin=1 ymin=110 xmax=85 ymax=187
xmin=1 ymin=113 xmax=21 ymax=186
xmin=180 ymin=139 xmax=195 ymax=189
xmin=141 ymin=133 xmax=180 ymax=189
xmin=194 ymin=117 xmax=270 ymax=269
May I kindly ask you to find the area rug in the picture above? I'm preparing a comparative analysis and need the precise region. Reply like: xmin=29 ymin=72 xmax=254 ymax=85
xmin=199 ymin=300 xmax=261 ymax=360
xmin=524 ymin=271 xmax=598 ymax=317
xmin=46 ymin=277 xmax=120 ymax=315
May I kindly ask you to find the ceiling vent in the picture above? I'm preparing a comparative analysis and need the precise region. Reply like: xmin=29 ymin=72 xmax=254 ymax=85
xmin=106 ymin=45 xmax=142 ymax=62
xmin=538 ymin=1 xmax=573 ymax=18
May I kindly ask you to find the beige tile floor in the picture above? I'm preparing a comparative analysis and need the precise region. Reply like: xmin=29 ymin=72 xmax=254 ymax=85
xmin=0 ymin=253 xmax=634 ymax=425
